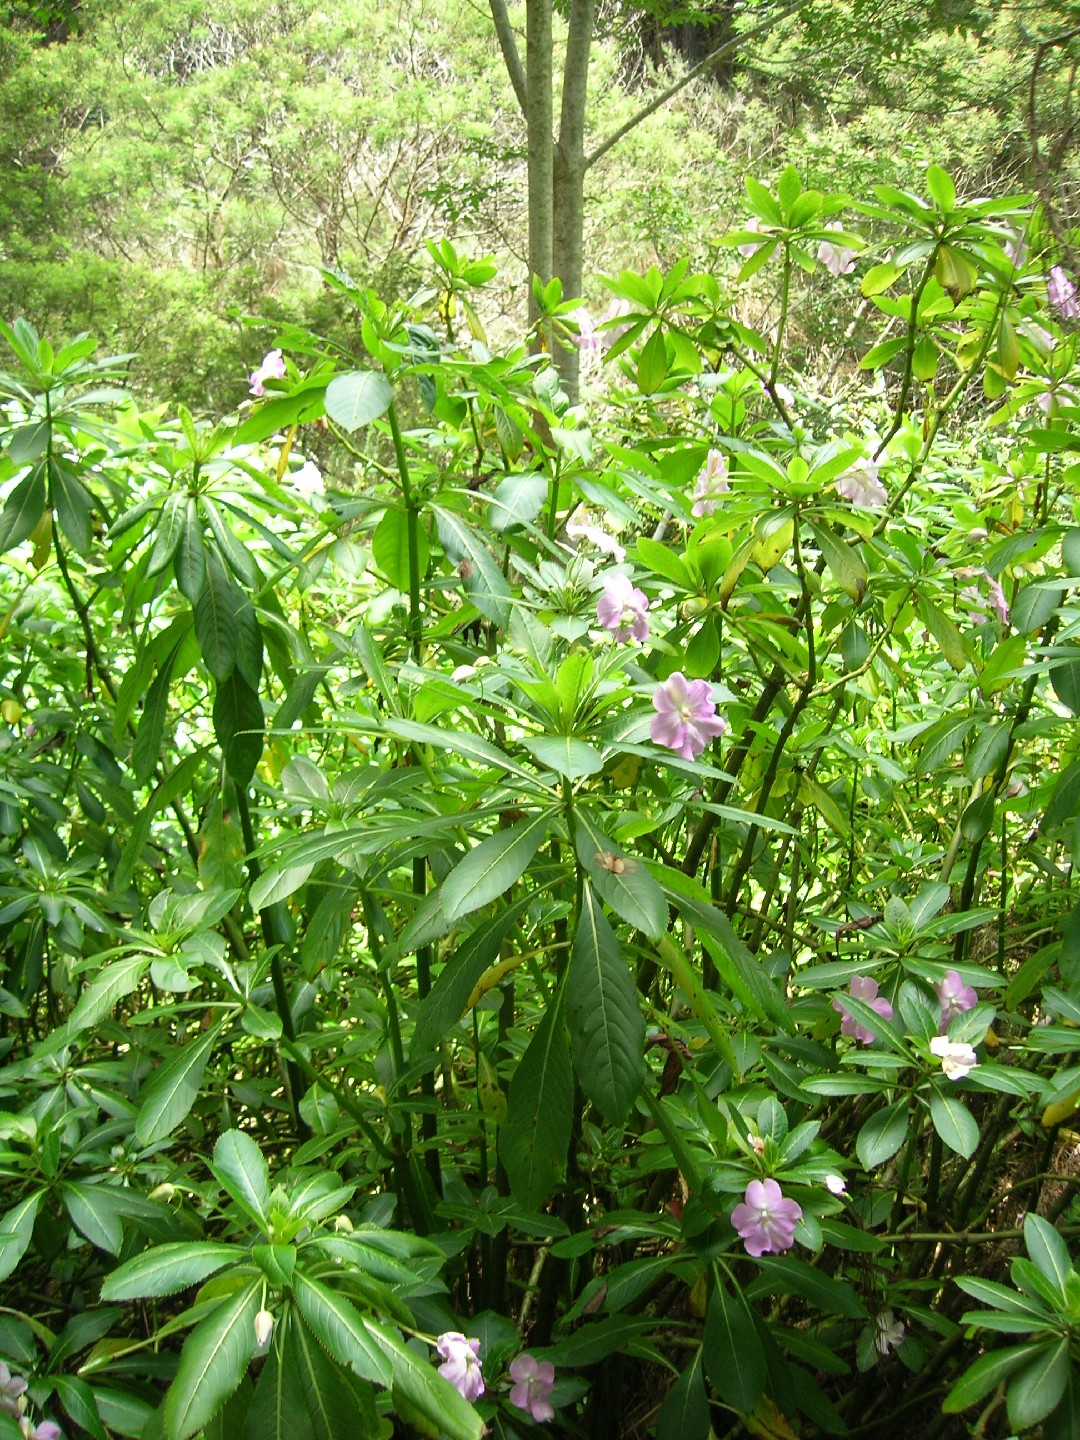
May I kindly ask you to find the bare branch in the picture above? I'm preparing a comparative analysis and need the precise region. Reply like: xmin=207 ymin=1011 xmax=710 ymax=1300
xmin=489 ymin=0 xmax=527 ymax=113
xmin=585 ymin=0 xmax=812 ymax=171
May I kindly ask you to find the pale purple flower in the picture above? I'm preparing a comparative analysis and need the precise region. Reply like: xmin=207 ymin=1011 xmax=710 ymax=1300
xmin=824 ymin=1173 xmax=847 ymax=1196
xmin=1049 ymin=265 xmax=1079 ymax=320
xmin=509 ymin=1354 xmax=555 ymax=1423
xmin=961 ymin=569 xmax=1008 ymax=625
xmin=435 ymin=1332 xmax=484 ymax=1403
xmin=571 ymin=309 xmax=601 ymax=353
xmin=874 ymin=1311 xmax=905 ymax=1356
xmin=986 ymin=575 xmax=1009 ymax=625
xmin=597 ymin=573 xmax=650 ymax=643
xmin=1004 ymin=235 xmax=1028 ymax=269
xmin=817 ymin=225 xmax=858 ymax=277
xmin=21 ymin=1424 xmax=62 ymax=1440
xmin=249 ymin=349 xmax=286 ymax=397
xmin=738 ymin=216 xmax=766 ymax=258
xmin=691 ymin=449 xmax=730 ymax=517
xmin=650 ymin=672 xmax=727 ymax=761
xmin=937 ymin=970 xmax=978 ymax=1031
xmin=930 ymin=1035 xmax=977 ymax=1080
xmin=596 ymin=298 xmax=633 ymax=348
xmin=730 ymin=1178 xmax=802 ymax=1257
xmin=835 ymin=458 xmax=886 ymax=510
xmin=0 ymin=1362 xmax=27 ymax=1418
xmin=833 ymin=975 xmax=894 ymax=1045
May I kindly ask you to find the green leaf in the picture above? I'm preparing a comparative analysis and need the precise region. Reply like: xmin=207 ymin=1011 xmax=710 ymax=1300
xmin=521 ymin=735 xmax=603 ymax=780
xmin=194 ymin=549 xmax=241 ymax=682
xmin=412 ymin=902 xmax=529 ymax=1061
xmin=1052 ymin=658 xmax=1080 ymax=716
xmin=372 ymin=507 xmax=427 ymax=592
xmin=256 ymin=1312 xmax=371 ymax=1440
xmin=203 ymin=497 xmax=261 ymax=589
xmin=500 ymin=990 xmax=573 ymax=1210
xmin=918 ymin=597 xmax=968 ymax=672
xmin=132 ymin=635 xmax=185 ymax=785
xmin=1024 ymin=1213 xmax=1073 ymax=1297
xmin=164 ymin=1282 xmax=261 ymax=1440
xmin=929 ymin=1090 xmax=979 ymax=1157
xmin=0 ymin=464 xmax=46 ymax=553
xmin=856 ymin=1100 xmax=909 ymax=1169
xmin=489 ymin=471 xmax=546 ymax=531
xmin=146 ymin=494 xmax=187 ymax=576
xmin=926 ymin=165 xmax=957 ymax=213
xmin=943 ymin=1342 xmax=1047 ymax=1412
xmin=52 ymin=1375 xmax=108 ymax=1440
xmin=916 ymin=714 xmax=974 ymax=775
xmin=656 ymin=1349 xmax=709 ymax=1440
xmin=567 ymin=883 xmax=645 ymax=1124
xmin=291 ymin=1273 xmax=393 ymax=1387
xmin=703 ymin=1278 xmax=765 ymax=1415
xmin=324 ymin=371 xmax=394 ymax=432
xmin=440 ymin=812 xmax=550 ymax=923
xmin=1008 ymin=1339 xmax=1071 ymax=1429
xmin=810 ymin=521 xmax=867 ymax=603
xmin=102 ymin=1242 xmax=242 ymax=1301
xmin=574 ymin=809 xmax=667 ymax=941
xmin=213 ymin=670 xmax=264 ymax=785
xmin=136 ymin=1025 xmax=220 ymax=1146
xmin=174 ymin=497 xmax=207 ymax=603
xmin=634 ymin=535 xmax=694 ymax=590
xmin=50 ymin=458 xmax=94 ymax=554
xmin=212 ymin=1130 xmax=271 ymax=1230
xmin=637 ymin=328 xmax=669 ymax=394
xmin=65 ymin=954 xmax=151 ymax=1036
xmin=62 ymin=1182 xmax=124 ymax=1253
xmin=0 ymin=1193 xmax=41 ymax=1283
xmin=431 ymin=505 xmax=512 ymax=628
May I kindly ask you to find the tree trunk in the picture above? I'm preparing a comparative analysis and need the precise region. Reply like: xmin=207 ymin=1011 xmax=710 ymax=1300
xmin=526 ymin=0 xmax=554 ymax=327
xmin=552 ymin=0 xmax=595 ymax=401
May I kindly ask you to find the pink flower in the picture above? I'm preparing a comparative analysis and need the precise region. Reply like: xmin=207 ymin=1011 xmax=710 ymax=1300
xmin=509 ymin=1354 xmax=555 ymax=1423
xmin=817 ymin=225 xmax=858 ymax=277
xmin=833 ymin=975 xmax=893 ymax=1045
xmin=0 ymin=1362 xmax=27 ymax=1418
xmin=249 ymin=349 xmax=286 ymax=397
xmin=730 ymin=1178 xmax=802 ymax=1257
xmin=596 ymin=298 xmax=633 ymax=348
xmin=824 ymin=1173 xmax=847 ymax=1196
xmin=937 ymin=970 xmax=978 ymax=1031
xmin=738 ymin=216 xmax=766 ymax=258
xmin=597 ymin=573 xmax=650 ymax=643
xmin=21 ymin=1424 xmax=62 ymax=1440
xmin=435 ymin=1332 xmax=484 ymax=1403
xmin=986 ymin=576 xmax=1009 ymax=625
xmin=835 ymin=458 xmax=886 ymax=510
xmin=1049 ymin=265 xmax=1079 ymax=320
xmin=691 ymin=449 xmax=730 ymax=517
xmin=650 ymin=672 xmax=727 ymax=761
xmin=1005 ymin=235 xmax=1028 ymax=269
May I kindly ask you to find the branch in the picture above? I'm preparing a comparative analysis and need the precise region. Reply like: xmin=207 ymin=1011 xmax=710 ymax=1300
xmin=585 ymin=0 xmax=812 ymax=171
xmin=489 ymin=0 xmax=527 ymax=114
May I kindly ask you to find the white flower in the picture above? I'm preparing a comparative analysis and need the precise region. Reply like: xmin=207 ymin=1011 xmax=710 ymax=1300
xmin=566 ymin=514 xmax=626 ymax=563
xmin=835 ymin=458 xmax=886 ymax=510
xmin=254 ymin=1309 xmax=274 ymax=1351
xmin=929 ymin=1035 xmax=978 ymax=1080
xmin=290 ymin=459 xmax=324 ymax=504
xmin=873 ymin=1310 xmax=905 ymax=1355
xmin=825 ymin=1174 xmax=847 ymax=1195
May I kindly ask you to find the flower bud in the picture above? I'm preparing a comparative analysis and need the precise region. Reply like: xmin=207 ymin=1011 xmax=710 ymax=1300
xmin=254 ymin=1310 xmax=274 ymax=1351
xmin=333 ymin=1214 xmax=354 ymax=1233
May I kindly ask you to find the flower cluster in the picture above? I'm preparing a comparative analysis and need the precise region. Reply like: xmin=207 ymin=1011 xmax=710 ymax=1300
xmin=833 ymin=975 xmax=893 ymax=1045
xmin=691 ymin=449 xmax=730 ymax=517
xmin=731 ymin=1179 xmax=802 ymax=1256
xmin=597 ymin=573 xmax=650 ymax=642
xmin=1049 ymin=264 xmax=1079 ymax=321
xmin=650 ymin=672 xmax=727 ymax=761
xmin=0 ymin=1362 xmax=61 ymax=1440
xmin=434 ymin=1335 xmax=556 ymax=1424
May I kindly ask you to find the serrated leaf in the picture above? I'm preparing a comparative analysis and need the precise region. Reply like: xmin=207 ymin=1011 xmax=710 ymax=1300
xmin=656 ymin=1349 xmax=709 ymax=1440
xmin=194 ymin=549 xmax=241 ymax=682
xmin=500 ymin=991 xmax=573 ymax=1209
xmin=0 ymin=464 xmax=47 ymax=553
xmin=164 ymin=1282 xmax=261 ymax=1440
xmin=212 ymin=670 xmax=264 ymax=785
xmin=490 ymin=471 xmax=546 ymax=531
xmin=929 ymin=1090 xmax=979 ymax=1157
xmin=1024 ymin=1213 xmax=1073 ymax=1296
xmin=136 ymin=1026 xmax=220 ymax=1146
xmin=1007 ymin=1339 xmax=1071 ymax=1429
xmin=567 ymin=883 xmax=645 ymax=1123
xmin=703 ymin=1279 xmax=765 ymax=1415
xmin=942 ymin=1341 xmax=1047 ymax=1413
xmin=412 ymin=902 xmax=528 ymax=1061
xmin=102 ymin=1243 xmax=242 ymax=1301
xmin=174 ymin=497 xmax=206 ymax=603
xmin=431 ymin=504 xmax=511 ymax=627
xmin=212 ymin=1130 xmax=271 ymax=1229
xmin=440 ymin=812 xmax=550 ymax=923
xmin=0 ymin=1193 xmax=41 ymax=1283
xmin=574 ymin=809 xmax=667 ymax=940
xmin=292 ymin=1273 xmax=393 ymax=1387
xmin=856 ymin=1100 xmax=909 ymax=1169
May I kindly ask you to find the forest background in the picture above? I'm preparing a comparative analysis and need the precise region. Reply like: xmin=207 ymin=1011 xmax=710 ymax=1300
xmin=4 ymin=3 xmax=1080 ymax=1440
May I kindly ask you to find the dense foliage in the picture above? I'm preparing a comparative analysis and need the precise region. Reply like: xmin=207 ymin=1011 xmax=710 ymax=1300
xmin=2 ymin=154 xmax=1080 ymax=1440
